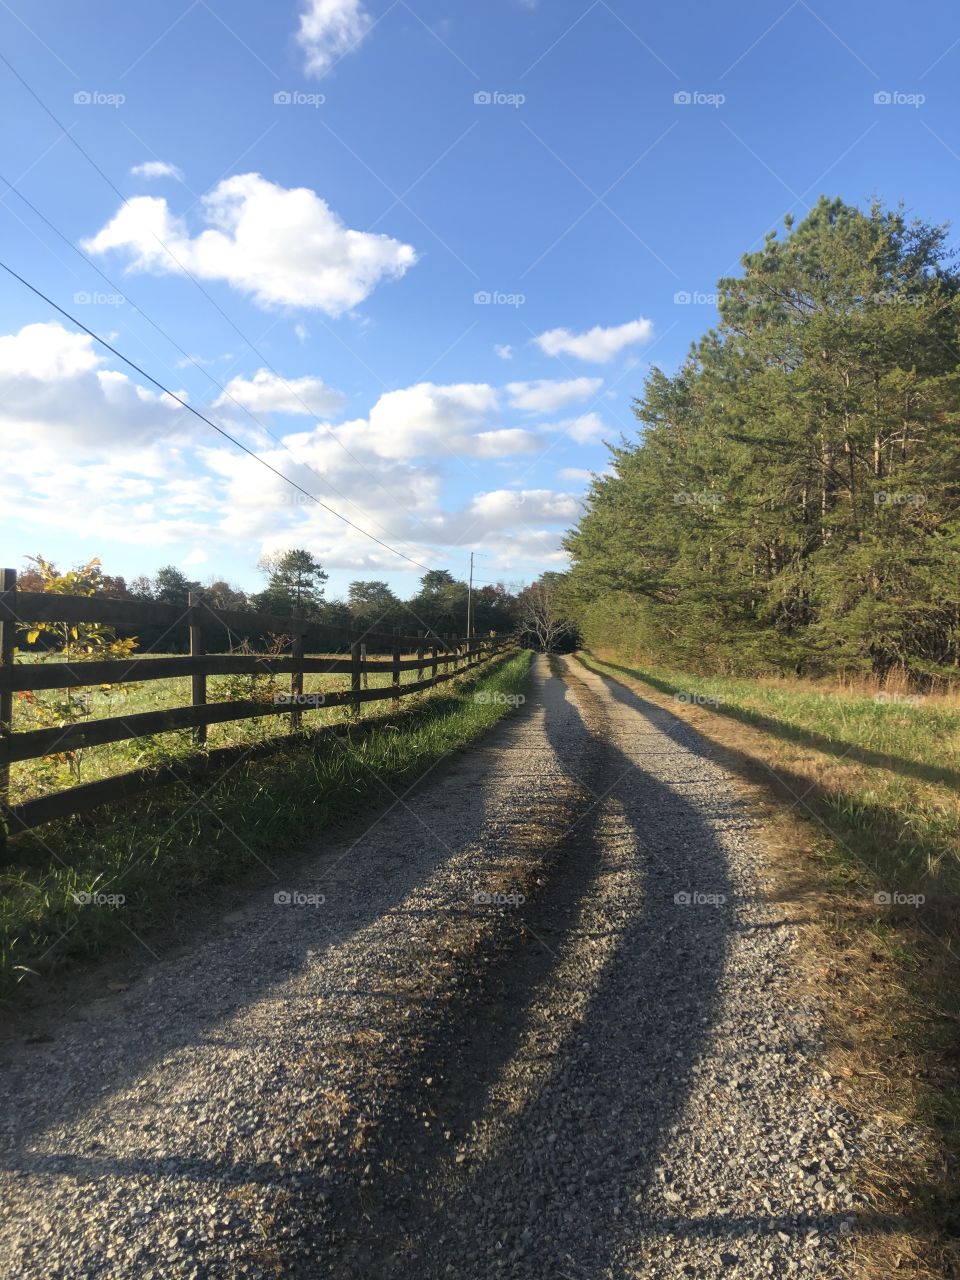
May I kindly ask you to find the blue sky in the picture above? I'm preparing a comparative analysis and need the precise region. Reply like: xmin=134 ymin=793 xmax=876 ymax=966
xmin=1 ymin=0 xmax=958 ymax=598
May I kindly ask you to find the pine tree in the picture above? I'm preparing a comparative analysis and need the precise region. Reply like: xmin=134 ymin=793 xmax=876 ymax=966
xmin=565 ymin=198 xmax=960 ymax=679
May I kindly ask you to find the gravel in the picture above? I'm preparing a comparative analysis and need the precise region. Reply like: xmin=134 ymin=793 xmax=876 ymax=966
xmin=0 ymin=655 xmax=868 ymax=1278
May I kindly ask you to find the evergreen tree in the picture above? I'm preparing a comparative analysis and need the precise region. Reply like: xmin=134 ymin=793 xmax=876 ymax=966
xmin=153 ymin=565 xmax=201 ymax=609
xmin=347 ymin=580 xmax=402 ymax=629
xmin=565 ymin=198 xmax=960 ymax=679
xmin=253 ymin=549 xmax=328 ymax=618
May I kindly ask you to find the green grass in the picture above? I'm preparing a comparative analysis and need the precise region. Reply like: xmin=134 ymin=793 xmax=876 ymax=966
xmin=579 ymin=653 xmax=960 ymax=895
xmin=9 ymin=653 xmax=457 ymax=804
xmin=596 ymin=665 xmax=958 ymax=776
xmin=0 ymin=650 xmax=533 ymax=1003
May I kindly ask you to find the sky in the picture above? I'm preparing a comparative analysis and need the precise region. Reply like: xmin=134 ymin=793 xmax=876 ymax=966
xmin=1 ymin=0 xmax=958 ymax=599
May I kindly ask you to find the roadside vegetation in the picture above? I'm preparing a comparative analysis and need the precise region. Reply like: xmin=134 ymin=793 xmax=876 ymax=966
xmin=0 ymin=649 xmax=532 ymax=1004
xmin=9 ymin=655 xmax=474 ymax=804
xmin=6 ymin=551 xmax=538 ymax=804
xmin=580 ymin=651 xmax=959 ymax=1277
xmin=563 ymin=199 xmax=960 ymax=685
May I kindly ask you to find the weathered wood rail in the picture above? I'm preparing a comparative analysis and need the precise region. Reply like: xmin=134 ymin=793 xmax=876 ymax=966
xmin=0 ymin=570 xmax=515 ymax=840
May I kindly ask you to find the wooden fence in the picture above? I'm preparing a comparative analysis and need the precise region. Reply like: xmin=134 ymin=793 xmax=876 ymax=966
xmin=0 ymin=569 xmax=515 ymax=841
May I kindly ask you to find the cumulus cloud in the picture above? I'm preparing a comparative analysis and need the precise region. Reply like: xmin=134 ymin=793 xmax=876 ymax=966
xmin=471 ymin=428 xmax=540 ymax=458
xmin=0 ymin=321 xmax=183 ymax=451
xmin=360 ymin=382 xmax=498 ymax=459
xmin=561 ymin=411 xmax=607 ymax=443
xmin=534 ymin=317 xmax=653 ymax=362
xmin=466 ymin=488 xmax=581 ymax=530
xmin=199 ymin=426 xmax=441 ymax=554
xmin=297 ymin=0 xmax=373 ymax=77
xmin=506 ymin=377 xmax=602 ymax=415
xmin=130 ymin=160 xmax=184 ymax=181
xmin=82 ymin=173 xmax=417 ymax=314
xmin=355 ymin=383 xmax=542 ymax=461
xmin=214 ymin=368 xmax=346 ymax=417
xmin=494 ymin=343 xmax=513 ymax=360
xmin=1 ymin=330 xmax=581 ymax=579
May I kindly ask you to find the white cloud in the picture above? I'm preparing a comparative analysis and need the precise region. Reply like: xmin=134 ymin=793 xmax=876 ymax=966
xmin=82 ymin=173 xmax=416 ymax=315
xmin=494 ymin=343 xmax=513 ymax=360
xmin=1 ymin=330 xmax=581 ymax=581
xmin=534 ymin=317 xmax=653 ymax=363
xmin=471 ymin=428 xmax=540 ymax=457
xmin=0 ymin=321 xmax=183 ymax=451
xmin=214 ymin=368 xmax=346 ymax=417
xmin=363 ymin=382 xmax=496 ymax=458
xmin=506 ymin=377 xmax=602 ymax=415
xmin=562 ymin=411 xmax=607 ymax=443
xmin=199 ymin=425 xmax=443 ymax=566
xmin=0 ymin=321 xmax=100 ymax=380
xmin=297 ymin=0 xmax=373 ymax=77
xmin=130 ymin=160 xmax=184 ymax=182
xmin=559 ymin=467 xmax=595 ymax=482
xmin=0 ymin=325 xmax=209 ymax=550
xmin=466 ymin=488 xmax=580 ymax=529
xmin=354 ymin=384 xmax=540 ymax=461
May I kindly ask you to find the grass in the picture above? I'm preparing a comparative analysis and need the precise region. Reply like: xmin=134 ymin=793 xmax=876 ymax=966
xmin=579 ymin=655 xmax=960 ymax=909
xmin=0 ymin=649 xmax=533 ymax=1004
xmin=579 ymin=649 xmax=960 ymax=1277
xmin=9 ymin=652 xmax=456 ymax=803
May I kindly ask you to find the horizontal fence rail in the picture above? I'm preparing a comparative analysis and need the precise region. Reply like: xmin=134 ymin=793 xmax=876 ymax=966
xmin=0 ymin=570 xmax=516 ymax=841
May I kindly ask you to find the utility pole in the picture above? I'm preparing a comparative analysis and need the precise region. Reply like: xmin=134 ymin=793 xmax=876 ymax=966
xmin=466 ymin=550 xmax=474 ymax=640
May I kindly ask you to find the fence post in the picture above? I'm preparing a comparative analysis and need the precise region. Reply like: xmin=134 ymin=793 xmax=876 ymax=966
xmin=290 ymin=611 xmax=303 ymax=734
xmin=188 ymin=591 xmax=206 ymax=748
xmin=0 ymin=568 xmax=16 ymax=818
xmin=416 ymin=630 xmax=425 ymax=684
xmin=350 ymin=629 xmax=362 ymax=718
xmin=431 ymin=637 xmax=439 ymax=684
xmin=392 ymin=628 xmax=401 ymax=709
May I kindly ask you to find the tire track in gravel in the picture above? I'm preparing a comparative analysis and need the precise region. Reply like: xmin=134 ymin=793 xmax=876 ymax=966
xmin=256 ymin=654 xmax=742 ymax=1279
xmin=279 ymin=656 xmax=625 ymax=1277
xmin=340 ymin=655 xmax=734 ymax=1280
xmin=0 ymin=656 xmax=865 ymax=1279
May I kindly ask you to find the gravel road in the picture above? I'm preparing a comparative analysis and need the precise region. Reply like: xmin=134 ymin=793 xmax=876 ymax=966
xmin=0 ymin=655 xmax=866 ymax=1278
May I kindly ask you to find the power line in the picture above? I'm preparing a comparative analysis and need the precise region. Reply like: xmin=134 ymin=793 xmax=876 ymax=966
xmin=0 ymin=169 xmax=442 ymax=566
xmin=0 ymin=258 xmax=438 ymax=573
xmin=0 ymin=52 xmax=517 ymax=587
xmin=0 ymin=49 xmax=447 ymax=550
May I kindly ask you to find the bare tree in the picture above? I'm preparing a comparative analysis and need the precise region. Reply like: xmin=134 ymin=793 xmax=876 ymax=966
xmin=517 ymin=575 xmax=571 ymax=652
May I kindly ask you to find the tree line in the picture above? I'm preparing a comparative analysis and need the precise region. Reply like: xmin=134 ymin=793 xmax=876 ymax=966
xmin=562 ymin=197 xmax=960 ymax=682
xmin=15 ymin=551 xmax=522 ymax=641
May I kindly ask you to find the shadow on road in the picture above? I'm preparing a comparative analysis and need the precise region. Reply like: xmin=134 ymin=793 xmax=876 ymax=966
xmin=0 ymin=657 xmax=856 ymax=1279
xmin=266 ymin=656 xmax=739 ymax=1277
